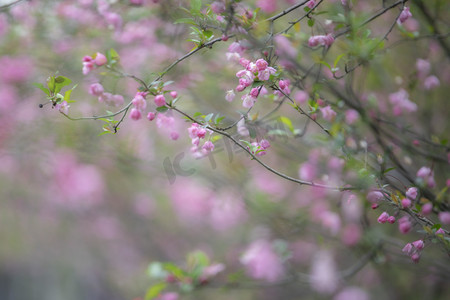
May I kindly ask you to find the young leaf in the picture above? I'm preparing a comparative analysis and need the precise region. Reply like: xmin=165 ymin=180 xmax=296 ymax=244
xmin=156 ymin=106 xmax=169 ymax=113
xmin=145 ymin=282 xmax=167 ymax=300
xmin=33 ymin=83 xmax=50 ymax=96
xmin=190 ymin=0 xmax=201 ymax=12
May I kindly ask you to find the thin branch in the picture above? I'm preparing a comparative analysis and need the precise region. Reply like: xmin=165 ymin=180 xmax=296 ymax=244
xmin=266 ymin=0 xmax=309 ymax=22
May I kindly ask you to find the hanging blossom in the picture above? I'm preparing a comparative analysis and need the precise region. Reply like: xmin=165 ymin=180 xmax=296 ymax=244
xmin=397 ymin=7 xmax=412 ymax=25
xmin=129 ymin=91 xmax=149 ymax=121
xmin=402 ymin=239 xmax=424 ymax=263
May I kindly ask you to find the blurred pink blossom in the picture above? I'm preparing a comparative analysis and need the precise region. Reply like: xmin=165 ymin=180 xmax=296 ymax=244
xmin=310 ymin=250 xmax=339 ymax=294
xmin=240 ymin=239 xmax=285 ymax=282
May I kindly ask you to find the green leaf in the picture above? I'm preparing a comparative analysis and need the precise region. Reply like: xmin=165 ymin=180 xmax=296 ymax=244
xmin=193 ymin=112 xmax=203 ymax=118
xmin=156 ymin=106 xmax=169 ymax=113
xmin=106 ymin=48 xmax=120 ymax=64
xmin=145 ymin=282 xmax=167 ymax=300
xmin=204 ymin=113 xmax=213 ymax=122
xmin=203 ymin=30 xmax=213 ymax=39
xmin=187 ymin=250 xmax=210 ymax=268
xmin=307 ymin=18 xmax=315 ymax=27
xmin=64 ymin=89 xmax=73 ymax=102
xmin=190 ymin=0 xmax=201 ymax=12
xmin=174 ymin=18 xmax=197 ymax=25
xmin=53 ymin=76 xmax=72 ymax=93
xmin=163 ymin=263 xmax=186 ymax=279
xmin=240 ymin=140 xmax=252 ymax=148
xmin=279 ymin=116 xmax=294 ymax=133
xmin=47 ymin=76 xmax=55 ymax=93
xmin=333 ymin=53 xmax=346 ymax=68
xmin=33 ymin=83 xmax=50 ymax=96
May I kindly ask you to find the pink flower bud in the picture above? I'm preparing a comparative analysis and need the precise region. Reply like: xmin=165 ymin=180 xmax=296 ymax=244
xmin=377 ymin=212 xmax=390 ymax=224
xmin=401 ymin=198 xmax=412 ymax=208
xmin=170 ymin=131 xmax=179 ymax=140
xmin=423 ymin=75 xmax=440 ymax=90
xmin=398 ymin=216 xmax=412 ymax=234
xmin=439 ymin=212 xmax=450 ymax=224
xmin=398 ymin=7 xmax=412 ymax=25
xmin=225 ymin=90 xmax=235 ymax=102
xmin=294 ymin=90 xmax=309 ymax=104
xmin=371 ymin=203 xmax=379 ymax=209
xmin=387 ymin=216 xmax=396 ymax=224
xmin=132 ymin=94 xmax=147 ymax=110
xmin=236 ymin=84 xmax=246 ymax=92
xmin=260 ymin=139 xmax=270 ymax=150
xmin=147 ymin=112 xmax=156 ymax=121
xmin=421 ymin=203 xmax=432 ymax=215
xmin=255 ymin=59 xmax=268 ymax=71
xmin=89 ymin=83 xmax=104 ymax=96
xmin=402 ymin=243 xmax=413 ymax=255
xmin=307 ymin=0 xmax=316 ymax=9
xmin=412 ymin=239 xmax=424 ymax=250
xmin=170 ymin=91 xmax=178 ymax=98
xmin=202 ymin=141 xmax=215 ymax=152
xmin=154 ymin=94 xmax=166 ymax=107
xmin=94 ymin=52 xmax=107 ymax=66
xmin=279 ymin=80 xmax=287 ymax=89
xmin=410 ymin=253 xmax=420 ymax=263
xmin=82 ymin=55 xmax=93 ymax=62
xmin=250 ymin=88 xmax=260 ymax=98
xmin=130 ymin=108 xmax=142 ymax=120
xmin=221 ymin=35 xmax=228 ymax=41
xmin=406 ymin=187 xmax=418 ymax=200
xmin=435 ymin=228 xmax=445 ymax=235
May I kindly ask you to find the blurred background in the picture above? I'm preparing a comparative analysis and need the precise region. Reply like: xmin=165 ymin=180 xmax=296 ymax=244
xmin=0 ymin=0 xmax=449 ymax=299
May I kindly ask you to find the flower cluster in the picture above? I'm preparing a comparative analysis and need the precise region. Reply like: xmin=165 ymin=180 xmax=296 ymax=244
xmin=416 ymin=58 xmax=440 ymax=90
xmin=402 ymin=239 xmax=424 ymax=263
xmin=416 ymin=166 xmax=436 ymax=188
xmin=388 ymin=89 xmax=417 ymax=116
xmin=377 ymin=211 xmax=396 ymax=224
xmin=82 ymin=52 xmax=107 ymax=75
xmin=248 ymin=139 xmax=270 ymax=156
xmin=308 ymin=34 xmax=334 ymax=48
xmin=235 ymin=58 xmax=276 ymax=108
xmin=89 ymin=83 xmax=125 ymax=107
xmin=130 ymin=91 xmax=149 ymax=121
xmin=188 ymin=123 xmax=214 ymax=157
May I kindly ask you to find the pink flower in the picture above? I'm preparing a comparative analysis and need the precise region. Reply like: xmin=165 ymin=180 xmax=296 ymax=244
xmin=104 ymin=12 xmax=122 ymax=31
xmin=402 ymin=243 xmax=413 ymax=255
xmin=132 ymin=94 xmax=147 ymax=110
xmin=240 ymin=239 xmax=285 ymax=282
xmin=439 ymin=212 xmax=450 ymax=224
xmin=389 ymin=89 xmax=417 ymax=115
xmin=260 ymin=139 xmax=270 ymax=150
xmin=147 ymin=112 xmax=156 ymax=121
xmin=156 ymin=292 xmax=179 ymax=300
xmin=416 ymin=59 xmax=430 ymax=77
xmin=255 ymin=58 xmax=268 ymax=71
xmin=401 ymin=198 xmax=412 ymax=208
xmin=367 ymin=190 xmax=384 ymax=203
xmin=377 ymin=212 xmax=390 ymax=224
xmin=299 ymin=162 xmax=317 ymax=181
xmin=94 ymin=52 xmax=107 ymax=66
xmin=242 ymin=94 xmax=256 ymax=108
xmin=170 ymin=91 xmax=178 ymax=98
xmin=412 ymin=239 xmax=424 ymax=250
xmin=423 ymin=75 xmax=440 ymax=90
xmin=310 ymin=250 xmax=338 ymax=294
xmin=406 ymin=187 xmax=418 ymax=200
xmin=320 ymin=105 xmax=337 ymax=122
xmin=398 ymin=216 xmax=412 ymax=234
xmin=236 ymin=84 xmax=246 ymax=92
xmin=89 ymin=83 xmax=104 ymax=96
xmin=256 ymin=0 xmax=277 ymax=13
xmin=308 ymin=34 xmax=334 ymax=48
xmin=411 ymin=253 xmax=420 ymax=263
xmin=421 ymin=202 xmax=432 ymax=215
xmin=341 ymin=224 xmax=361 ymax=246
xmin=345 ymin=109 xmax=359 ymax=125
xmin=55 ymin=101 xmax=69 ymax=114
xmin=82 ymin=61 xmax=94 ymax=75
xmin=294 ymin=90 xmax=309 ymax=104
xmin=387 ymin=216 xmax=396 ymax=224
xmin=202 ymin=141 xmax=215 ymax=153
xmin=307 ymin=0 xmax=316 ymax=9
xmin=397 ymin=7 xmax=412 ymax=25
xmin=154 ymin=94 xmax=166 ymax=107
xmin=275 ymin=35 xmax=298 ymax=58
xmin=130 ymin=108 xmax=142 ymax=120
xmin=435 ymin=228 xmax=445 ymax=235
xmin=210 ymin=1 xmax=226 ymax=14
xmin=225 ymin=90 xmax=235 ymax=102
